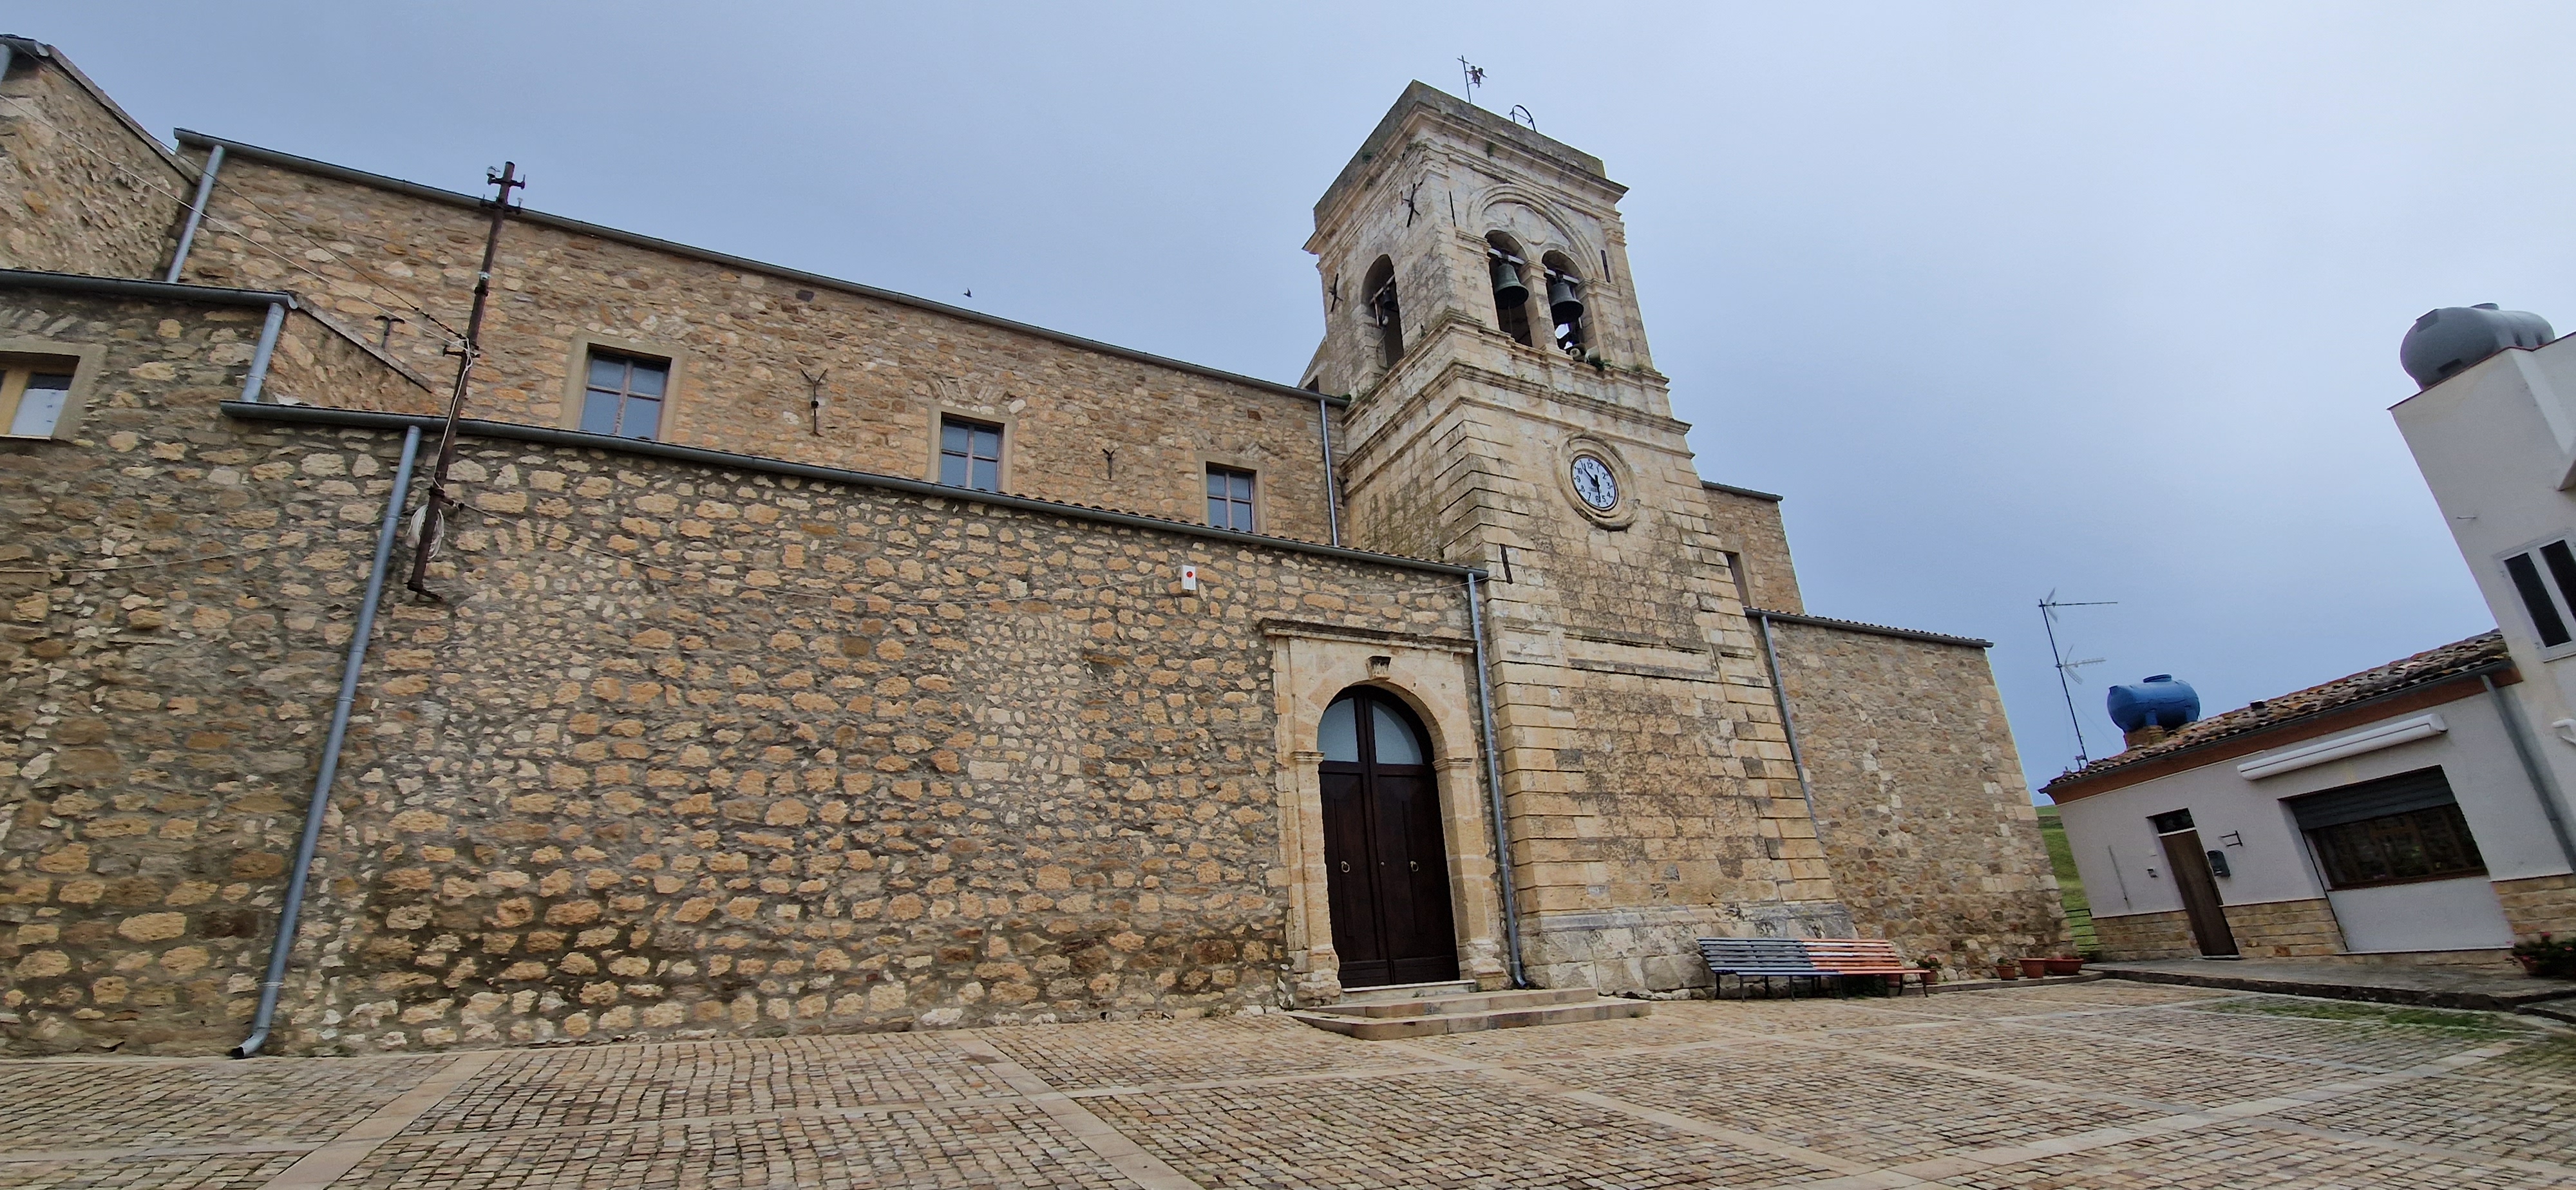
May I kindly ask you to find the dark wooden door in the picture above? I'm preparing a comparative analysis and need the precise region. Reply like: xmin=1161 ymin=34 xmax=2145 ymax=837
xmin=1320 ymin=690 xmax=1458 ymax=988
xmin=2159 ymin=829 xmax=2239 ymax=957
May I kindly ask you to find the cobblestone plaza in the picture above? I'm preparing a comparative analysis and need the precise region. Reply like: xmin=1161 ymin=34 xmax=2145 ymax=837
xmin=1 ymin=982 xmax=2568 ymax=1189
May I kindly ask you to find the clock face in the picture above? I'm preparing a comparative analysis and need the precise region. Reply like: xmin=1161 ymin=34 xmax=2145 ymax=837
xmin=1570 ymin=455 xmax=1620 ymax=511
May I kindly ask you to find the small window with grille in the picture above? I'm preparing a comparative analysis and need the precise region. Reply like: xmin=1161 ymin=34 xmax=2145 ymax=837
xmin=0 ymin=355 xmax=82 ymax=439
xmin=939 ymin=417 xmax=1003 ymax=492
xmin=579 ymin=350 xmax=669 ymax=440
xmin=1207 ymin=465 xmax=1256 ymax=531
xmin=2501 ymin=538 xmax=2576 ymax=656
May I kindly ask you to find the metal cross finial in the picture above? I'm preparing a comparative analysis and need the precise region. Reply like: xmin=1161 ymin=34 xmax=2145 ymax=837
xmin=1459 ymin=57 xmax=1486 ymax=106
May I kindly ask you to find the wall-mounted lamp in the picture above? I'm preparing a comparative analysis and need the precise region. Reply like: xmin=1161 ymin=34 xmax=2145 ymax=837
xmin=2205 ymin=850 xmax=2232 ymax=879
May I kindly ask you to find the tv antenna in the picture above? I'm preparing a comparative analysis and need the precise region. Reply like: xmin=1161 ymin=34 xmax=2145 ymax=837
xmin=2039 ymin=592 xmax=2116 ymax=768
xmin=1458 ymin=57 xmax=1486 ymax=107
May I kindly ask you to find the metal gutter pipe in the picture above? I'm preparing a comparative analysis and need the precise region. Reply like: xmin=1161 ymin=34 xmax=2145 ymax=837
xmin=240 ymin=301 xmax=286 ymax=404
xmin=2482 ymin=673 xmax=2576 ymax=871
xmin=1466 ymin=571 xmax=1525 ymax=987
xmin=162 ymin=144 xmax=223 ymax=283
xmin=1752 ymin=610 xmax=1826 ymax=822
xmin=1316 ymin=395 xmax=1341 ymax=547
xmin=232 ymin=424 xmax=421 ymax=1059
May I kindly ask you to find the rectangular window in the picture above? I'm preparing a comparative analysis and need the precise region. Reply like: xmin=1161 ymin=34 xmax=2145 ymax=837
xmin=1207 ymin=465 xmax=1256 ymax=531
xmin=939 ymin=417 xmax=1002 ymax=492
xmin=2307 ymin=803 xmax=2486 ymax=889
xmin=0 ymin=357 xmax=80 ymax=439
xmin=579 ymin=350 xmax=668 ymax=440
xmin=2502 ymin=538 xmax=2576 ymax=650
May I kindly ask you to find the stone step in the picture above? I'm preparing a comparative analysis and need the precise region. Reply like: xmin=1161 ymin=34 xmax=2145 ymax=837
xmin=1307 ymin=987 xmax=1598 ymax=1019
xmin=1332 ymin=979 xmax=1479 ymax=1003
xmin=1290 ymin=994 xmax=1649 ymax=1040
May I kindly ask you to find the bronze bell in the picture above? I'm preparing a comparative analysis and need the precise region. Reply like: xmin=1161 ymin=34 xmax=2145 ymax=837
xmin=1490 ymin=257 xmax=1530 ymax=308
xmin=1548 ymin=274 xmax=1584 ymax=324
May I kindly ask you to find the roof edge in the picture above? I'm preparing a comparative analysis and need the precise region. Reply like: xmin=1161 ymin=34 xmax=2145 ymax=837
xmin=173 ymin=130 xmax=1348 ymax=410
xmin=2042 ymin=658 xmax=2514 ymax=799
xmin=1752 ymin=608 xmax=1991 ymax=649
xmin=1702 ymin=480 xmax=1784 ymax=502
xmin=1 ymin=37 xmax=198 ymax=184
xmin=218 ymin=401 xmax=1479 ymax=579
xmin=0 ymin=267 xmax=292 ymax=308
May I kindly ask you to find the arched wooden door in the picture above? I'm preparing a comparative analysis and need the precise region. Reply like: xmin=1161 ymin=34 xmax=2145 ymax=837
xmin=1318 ymin=688 xmax=1459 ymax=987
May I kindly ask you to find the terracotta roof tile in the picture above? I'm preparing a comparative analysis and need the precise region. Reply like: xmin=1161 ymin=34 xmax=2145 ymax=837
xmin=2041 ymin=630 xmax=2507 ymax=795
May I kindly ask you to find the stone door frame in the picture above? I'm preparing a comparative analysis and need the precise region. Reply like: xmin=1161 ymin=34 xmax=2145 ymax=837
xmin=1263 ymin=620 xmax=1506 ymax=1003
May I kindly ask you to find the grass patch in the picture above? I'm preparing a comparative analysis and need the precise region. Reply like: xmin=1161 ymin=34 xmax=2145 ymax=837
xmin=2202 ymin=997 xmax=2528 ymax=1032
xmin=2034 ymin=805 xmax=2100 ymax=954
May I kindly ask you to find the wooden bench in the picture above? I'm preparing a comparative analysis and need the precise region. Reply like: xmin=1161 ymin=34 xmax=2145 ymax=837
xmin=1800 ymin=938 xmax=1932 ymax=997
xmin=1696 ymin=938 xmax=1834 ymax=999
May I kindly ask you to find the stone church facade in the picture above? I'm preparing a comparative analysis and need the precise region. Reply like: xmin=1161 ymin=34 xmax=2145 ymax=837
xmin=0 ymin=39 xmax=2061 ymax=1055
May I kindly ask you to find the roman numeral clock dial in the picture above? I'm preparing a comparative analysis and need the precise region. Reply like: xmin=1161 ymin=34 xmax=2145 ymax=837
xmin=1571 ymin=454 xmax=1619 ymax=511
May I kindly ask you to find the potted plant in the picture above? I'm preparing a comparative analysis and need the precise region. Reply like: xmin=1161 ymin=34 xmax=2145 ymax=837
xmin=2043 ymin=956 xmax=2084 ymax=976
xmin=1994 ymin=959 xmax=2020 ymax=980
xmin=2019 ymin=957 xmax=2052 ymax=978
xmin=2512 ymin=933 xmax=2576 ymax=979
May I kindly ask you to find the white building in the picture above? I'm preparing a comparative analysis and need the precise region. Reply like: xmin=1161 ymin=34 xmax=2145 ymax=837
xmin=2045 ymin=634 xmax=2575 ymax=963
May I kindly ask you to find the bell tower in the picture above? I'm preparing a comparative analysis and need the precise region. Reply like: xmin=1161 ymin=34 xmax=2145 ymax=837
xmin=1306 ymin=84 xmax=1852 ymax=992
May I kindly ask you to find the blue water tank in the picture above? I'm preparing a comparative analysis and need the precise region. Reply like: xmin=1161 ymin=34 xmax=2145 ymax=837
xmin=2107 ymin=675 xmax=2200 ymax=733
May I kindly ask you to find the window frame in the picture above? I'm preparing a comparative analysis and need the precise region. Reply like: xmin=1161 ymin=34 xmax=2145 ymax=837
xmin=1204 ymin=462 xmax=1258 ymax=533
xmin=560 ymin=334 xmax=685 ymax=443
xmin=0 ymin=340 xmax=104 ymax=442
xmin=2496 ymin=534 xmax=2576 ymax=659
xmin=931 ymin=412 xmax=1009 ymax=493
xmin=576 ymin=349 xmax=672 ymax=442
xmin=2304 ymin=802 xmax=2488 ymax=891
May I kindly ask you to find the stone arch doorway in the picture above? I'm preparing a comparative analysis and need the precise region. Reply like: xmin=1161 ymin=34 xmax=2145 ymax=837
xmin=1318 ymin=686 xmax=1459 ymax=987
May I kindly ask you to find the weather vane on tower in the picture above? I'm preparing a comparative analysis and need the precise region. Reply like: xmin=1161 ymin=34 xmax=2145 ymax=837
xmin=1459 ymin=57 xmax=1486 ymax=107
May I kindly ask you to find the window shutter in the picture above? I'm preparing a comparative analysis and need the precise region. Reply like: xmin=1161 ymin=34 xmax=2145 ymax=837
xmin=2286 ymin=766 xmax=2457 ymax=831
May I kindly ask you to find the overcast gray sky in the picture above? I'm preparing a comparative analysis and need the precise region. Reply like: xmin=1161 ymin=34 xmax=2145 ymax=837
xmin=30 ymin=3 xmax=2576 ymax=795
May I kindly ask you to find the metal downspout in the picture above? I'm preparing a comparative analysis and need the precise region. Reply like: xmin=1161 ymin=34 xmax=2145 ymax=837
xmin=1316 ymin=395 xmax=1340 ymax=547
xmin=232 ymin=424 xmax=421 ymax=1059
xmin=164 ymin=143 xmax=223 ymax=283
xmin=240 ymin=301 xmax=286 ymax=403
xmin=1466 ymin=571 xmax=1525 ymax=987
xmin=2483 ymin=673 xmax=2576 ymax=871
xmin=1752 ymin=611 xmax=1825 ymax=822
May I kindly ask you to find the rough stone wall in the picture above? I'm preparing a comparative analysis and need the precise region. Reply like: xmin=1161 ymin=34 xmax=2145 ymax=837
xmin=2497 ymin=873 xmax=2576 ymax=940
xmin=264 ymin=310 xmax=442 ymax=415
xmin=1 ymin=290 xmax=390 ymax=1055
xmin=174 ymin=155 xmax=1345 ymax=543
xmin=2220 ymin=897 xmax=2345 ymax=959
xmin=0 ymin=287 xmax=1473 ymax=1055
xmin=2091 ymin=909 xmax=2193 ymax=960
xmin=0 ymin=46 xmax=188 ymax=279
xmin=1770 ymin=622 xmax=2063 ymax=979
xmin=1700 ymin=486 xmax=1803 ymax=615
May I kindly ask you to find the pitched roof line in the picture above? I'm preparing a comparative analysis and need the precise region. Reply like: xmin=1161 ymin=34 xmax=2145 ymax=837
xmin=171 ymin=129 xmax=1350 ymax=411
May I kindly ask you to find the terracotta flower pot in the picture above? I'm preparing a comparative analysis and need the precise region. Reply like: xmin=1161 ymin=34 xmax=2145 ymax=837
xmin=1994 ymin=961 xmax=2021 ymax=980
xmin=2044 ymin=958 xmax=2083 ymax=976
xmin=2019 ymin=958 xmax=2052 ymax=978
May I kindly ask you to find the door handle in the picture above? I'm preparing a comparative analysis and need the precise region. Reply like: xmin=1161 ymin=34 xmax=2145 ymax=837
xmin=1338 ymin=862 xmax=1349 ymax=873
xmin=1409 ymin=860 xmax=1419 ymax=872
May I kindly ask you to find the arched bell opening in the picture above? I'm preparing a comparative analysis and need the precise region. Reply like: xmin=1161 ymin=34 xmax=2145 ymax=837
xmin=1361 ymin=256 xmax=1403 ymax=371
xmin=1316 ymin=686 xmax=1459 ymax=987
xmin=1540 ymin=250 xmax=1587 ymax=356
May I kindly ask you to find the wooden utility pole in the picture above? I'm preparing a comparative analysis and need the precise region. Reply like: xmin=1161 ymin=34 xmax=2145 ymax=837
xmin=408 ymin=162 xmax=524 ymax=595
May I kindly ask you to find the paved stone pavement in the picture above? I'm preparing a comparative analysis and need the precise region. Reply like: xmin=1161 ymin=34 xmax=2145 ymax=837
xmin=2 ymin=981 xmax=2570 ymax=1189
